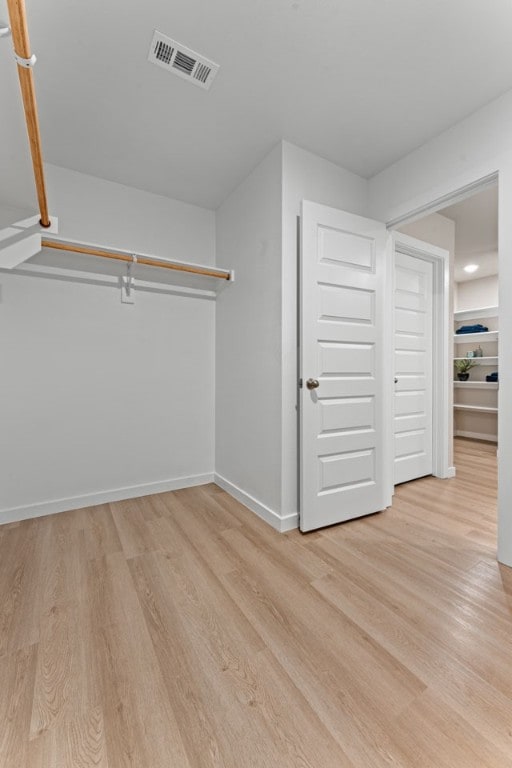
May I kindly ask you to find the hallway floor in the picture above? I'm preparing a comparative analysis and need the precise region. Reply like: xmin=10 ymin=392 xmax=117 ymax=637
xmin=1 ymin=438 xmax=509 ymax=768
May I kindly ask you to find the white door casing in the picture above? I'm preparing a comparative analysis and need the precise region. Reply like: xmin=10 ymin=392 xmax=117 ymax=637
xmin=393 ymin=251 xmax=433 ymax=484
xmin=300 ymin=201 xmax=390 ymax=532
xmin=391 ymin=232 xmax=452 ymax=495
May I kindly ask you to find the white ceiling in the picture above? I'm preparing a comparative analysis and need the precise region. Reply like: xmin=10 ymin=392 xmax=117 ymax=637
xmin=3 ymin=1 xmax=512 ymax=208
xmin=440 ymin=185 xmax=498 ymax=282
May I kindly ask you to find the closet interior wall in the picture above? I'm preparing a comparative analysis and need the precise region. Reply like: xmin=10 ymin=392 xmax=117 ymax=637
xmin=0 ymin=164 xmax=216 ymax=522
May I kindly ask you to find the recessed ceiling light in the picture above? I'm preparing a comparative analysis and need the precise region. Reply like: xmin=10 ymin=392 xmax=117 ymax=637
xmin=463 ymin=264 xmax=479 ymax=274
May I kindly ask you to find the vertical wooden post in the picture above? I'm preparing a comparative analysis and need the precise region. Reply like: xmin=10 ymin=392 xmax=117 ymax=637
xmin=6 ymin=0 xmax=51 ymax=227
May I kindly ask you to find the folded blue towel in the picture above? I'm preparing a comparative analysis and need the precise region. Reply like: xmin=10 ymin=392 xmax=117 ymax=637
xmin=486 ymin=372 xmax=498 ymax=382
xmin=456 ymin=324 xmax=489 ymax=334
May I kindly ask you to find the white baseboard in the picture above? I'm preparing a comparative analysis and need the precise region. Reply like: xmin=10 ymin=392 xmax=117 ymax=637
xmin=455 ymin=430 xmax=498 ymax=443
xmin=214 ymin=473 xmax=298 ymax=532
xmin=0 ymin=470 xmax=301 ymax=533
xmin=0 ymin=472 xmax=215 ymax=526
xmin=446 ymin=466 xmax=456 ymax=478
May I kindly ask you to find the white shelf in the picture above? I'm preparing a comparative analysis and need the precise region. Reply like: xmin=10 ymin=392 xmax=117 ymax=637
xmin=453 ymin=357 xmax=498 ymax=365
xmin=453 ymin=330 xmax=498 ymax=343
xmin=454 ymin=305 xmax=498 ymax=321
xmin=453 ymin=381 xmax=498 ymax=389
xmin=454 ymin=404 xmax=498 ymax=413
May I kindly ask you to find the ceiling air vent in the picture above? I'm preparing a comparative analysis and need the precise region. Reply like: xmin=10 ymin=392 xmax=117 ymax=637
xmin=148 ymin=31 xmax=219 ymax=90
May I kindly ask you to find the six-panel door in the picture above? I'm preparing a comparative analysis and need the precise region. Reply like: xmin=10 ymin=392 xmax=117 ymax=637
xmin=300 ymin=201 xmax=389 ymax=531
xmin=393 ymin=251 xmax=433 ymax=484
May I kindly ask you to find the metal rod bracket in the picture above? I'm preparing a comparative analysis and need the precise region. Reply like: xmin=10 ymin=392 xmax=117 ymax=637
xmin=121 ymin=255 xmax=137 ymax=304
xmin=14 ymin=50 xmax=36 ymax=67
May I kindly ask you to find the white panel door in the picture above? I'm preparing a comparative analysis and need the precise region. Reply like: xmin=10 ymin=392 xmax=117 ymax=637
xmin=394 ymin=251 xmax=433 ymax=485
xmin=300 ymin=201 xmax=389 ymax=532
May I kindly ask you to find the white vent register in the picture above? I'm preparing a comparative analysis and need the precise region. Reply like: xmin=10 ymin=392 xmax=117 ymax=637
xmin=148 ymin=31 xmax=219 ymax=90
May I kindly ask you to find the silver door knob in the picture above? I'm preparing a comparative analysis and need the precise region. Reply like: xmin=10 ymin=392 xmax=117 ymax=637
xmin=306 ymin=378 xmax=320 ymax=390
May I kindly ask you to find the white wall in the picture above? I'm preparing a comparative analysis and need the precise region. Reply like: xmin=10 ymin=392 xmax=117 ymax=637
xmin=367 ymin=89 xmax=512 ymax=224
xmin=215 ymin=141 xmax=368 ymax=530
xmin=215 ymin=144 xmax=284 ymax=528
xmin=456 ymin=274 xmax=499 ymax=311
xmin=367 ymin=88 xmax=512 ymax=566
xmin=396 ymin=213 xmax=456 ymax=467
xmin=0 ymin=165 xmax=216 ymax=521
xmin=281 ymin=142 xmax=368 ymax=521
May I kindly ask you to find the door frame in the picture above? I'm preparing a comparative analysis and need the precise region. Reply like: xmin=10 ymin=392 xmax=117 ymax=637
xmin=387 ymin=232 xmax=452 ymax=500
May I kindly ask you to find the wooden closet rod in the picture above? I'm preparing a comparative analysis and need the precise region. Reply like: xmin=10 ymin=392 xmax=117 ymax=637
xmin=41 ymin=238 xmax=232 ymax=281
xmin=7 ymin=0 xmax=51 ymax=227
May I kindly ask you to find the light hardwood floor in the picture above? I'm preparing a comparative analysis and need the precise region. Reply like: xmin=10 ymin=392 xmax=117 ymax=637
xmin=1 ymin=438 xmax=510 ymax=767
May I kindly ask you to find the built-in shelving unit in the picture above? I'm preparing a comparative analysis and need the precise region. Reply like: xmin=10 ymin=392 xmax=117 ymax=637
xmin=453 ymin=305 xmax=498 ymax=443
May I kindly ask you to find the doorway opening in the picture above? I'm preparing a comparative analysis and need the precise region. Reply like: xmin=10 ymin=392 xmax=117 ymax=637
xmin=298 ymin=178 xmax=499 ymax=536
xmin=394 ymin=182 xmax=499 ymax=502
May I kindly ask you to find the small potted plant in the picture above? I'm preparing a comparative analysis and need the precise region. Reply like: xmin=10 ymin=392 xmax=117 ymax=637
xmin=454 ymin=358 xmax=477 ymax=381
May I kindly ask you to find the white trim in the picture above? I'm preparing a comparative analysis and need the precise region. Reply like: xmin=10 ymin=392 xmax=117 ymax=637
xmin=0 ymin=473 xmax=214 ymax=526
xmin=214 ymin=473 xmax=298 ymax=532
xmin=430 ymin=465 xmax=456 ymax=478
xmin=382 ymin=233 xmax=394 ymax=507
xmin=455 ymin=430 xmax=498 ymax=442
xmin=390 ymin=233 xmax=451 ymax=492
xmin=386 ymin=172 xmax=498 ymax=230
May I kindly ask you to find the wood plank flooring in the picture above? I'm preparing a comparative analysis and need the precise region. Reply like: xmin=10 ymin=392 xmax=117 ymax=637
xmin=1 ymin=438 xmax=510 ymax=767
